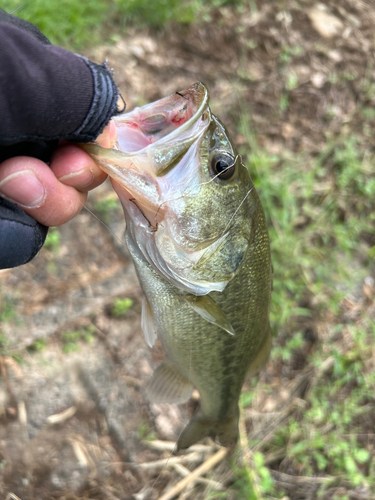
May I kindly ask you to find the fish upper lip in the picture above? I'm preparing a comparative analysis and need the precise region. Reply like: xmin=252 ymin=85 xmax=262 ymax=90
xmin=113 ymin=82 xmax=210 ymax=156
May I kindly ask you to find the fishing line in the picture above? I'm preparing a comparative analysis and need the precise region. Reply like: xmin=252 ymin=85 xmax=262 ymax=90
xmin=82 ymin=195 xmax=185 ymax=498
xmin=221 ymin=185 xmax=254 ymax=236
xmin=80 ymin=200 xmax=125 ymax=246
xmin=152 ymin=154 xmax=243 ymax=226
xmin=9 ymin=1 xmax=33 ymax=15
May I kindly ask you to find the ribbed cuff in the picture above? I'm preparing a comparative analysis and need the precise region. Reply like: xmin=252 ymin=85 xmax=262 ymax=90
xmin=68 ymin=57 xmax=120 ymax=143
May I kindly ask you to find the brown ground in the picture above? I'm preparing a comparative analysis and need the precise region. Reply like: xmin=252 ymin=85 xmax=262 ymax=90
xmin=1 ymin=1 xmax=375 ymax=499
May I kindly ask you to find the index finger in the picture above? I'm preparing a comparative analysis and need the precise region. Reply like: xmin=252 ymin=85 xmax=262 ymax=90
xmin=50 ymin=120 xmax=117 ymax=191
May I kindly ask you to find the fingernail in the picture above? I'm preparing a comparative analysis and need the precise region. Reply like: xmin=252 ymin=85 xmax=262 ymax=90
xmin=0 ymin=170 xmax=45 ymax=208
xmin=58 ymin=168 xmax=94 ymax=187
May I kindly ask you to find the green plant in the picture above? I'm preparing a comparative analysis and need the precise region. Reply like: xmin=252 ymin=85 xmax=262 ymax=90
xmin=232 ymin=114 xmax=375 ymax=494
xmin=271 ymin=331 xmax=304 ymax=362
xmin=61 ymin=325 xmax=96 ymax=353
xmin=93 ymin=195 xmax=122 ymax=223
xmin=27 ymin=337 xmax=47 ymax=352
xmin=111 ymin=298 xmax=133 ymax=317
xmin=3 ymin=0 xmax=109 ymax=49
xmin=0 ymin=332 xmax=9 ymax=355
xmin=3 ymin=0 xmax=223 ymax=50
xmin=232 ymin=451 xmax=274 ymax=499
xmin=241 ymin=115 xmax=375 ymax=336
xmin=136 ymin=421 xmax=157 ymax=441
xmin=279 ymin=44 xmax=303 ymax=64
xmin=44 ymin=227 xmax=61 ymax=253
xmin=0 ymin=297 xmax=16 ymax=323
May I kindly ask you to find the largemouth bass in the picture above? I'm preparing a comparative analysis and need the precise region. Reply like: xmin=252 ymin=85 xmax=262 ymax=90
xmin=82 ymin=83 xmax=272 ymax=450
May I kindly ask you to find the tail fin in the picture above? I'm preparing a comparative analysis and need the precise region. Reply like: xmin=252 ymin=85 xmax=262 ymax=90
xmin=176 ymin=407 xmax=239 ymax=451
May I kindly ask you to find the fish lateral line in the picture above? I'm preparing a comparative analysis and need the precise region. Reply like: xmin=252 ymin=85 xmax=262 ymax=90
xmin=129 ymin=198 xmax=158 ymax=232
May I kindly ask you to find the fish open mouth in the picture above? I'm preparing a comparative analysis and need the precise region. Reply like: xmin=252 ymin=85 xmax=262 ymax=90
xmin=113 ymin=82 xmax=209 ymax=154
xmin=81 ymin=83 xmax=211 ymax=225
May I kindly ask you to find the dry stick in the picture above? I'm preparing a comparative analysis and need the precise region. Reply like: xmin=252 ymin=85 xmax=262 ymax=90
xmin=270 ymin=469 xmax=333 ymax=484
xmin=158 ymin=448 xmax=228 ymax=500
xmin=171 ymin=462 xmax=224 ymax=491
xmin=0 ymin=354 xmax=16 ymax=402
xmin=5 ymin=494 xmax=22 ymax=500
xmin=144 ymin=440 xmax=214 ymax=453
xmin=137 ymin=452 xmax=202 ymax=469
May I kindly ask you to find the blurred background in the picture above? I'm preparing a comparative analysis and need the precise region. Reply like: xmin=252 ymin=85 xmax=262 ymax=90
xmin=1 ymin=1 xmax=375 ymax=499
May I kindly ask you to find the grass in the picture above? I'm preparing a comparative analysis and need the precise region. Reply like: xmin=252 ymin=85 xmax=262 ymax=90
xmin=44 ymin=227 xmax=61 ymax=253
xmin=241 ymin=118 xmax=375 ymax=336
xmin=93 ymin=194 xmax=122 ymax=224
xmin=2 ymin=0 xmax=244 ymax=50
xmin=61 ymin=325 xmax=96 ymax=353
xmin=234 ymin=116 xmax=375 ymax=498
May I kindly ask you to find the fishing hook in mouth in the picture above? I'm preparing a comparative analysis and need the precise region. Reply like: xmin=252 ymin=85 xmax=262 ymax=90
xmin=176 ymin=91 xmax=189 ymax=100
xmin=129 ymin=198 xmax=158 ymax=232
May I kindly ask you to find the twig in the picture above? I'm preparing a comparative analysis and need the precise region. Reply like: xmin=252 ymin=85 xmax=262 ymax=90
xmin=6 ymin=494 xmax=22 ymax=500
xmin=46 ymin=405 xmax=77 ymax=424
xmin=158 ymin=448 xmax=228 ymax=500
xmin=137 ymin=452 xmax=201 ymax=469
xmin=144 ymin=440 xmax=215 ymax=453
xmin=172 ymin=462 xmax=224 ymax=491
xmin=0 ymin=354 xmax=17 ymax=402
xmin=270 ymin=469 xmax=333 ymax=484
xmin=18 ymin=400 xmax=27 ymax=427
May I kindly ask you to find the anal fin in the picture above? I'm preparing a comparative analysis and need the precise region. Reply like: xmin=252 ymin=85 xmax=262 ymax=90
xmin=147 ymin=362 xmax=194 ymax=404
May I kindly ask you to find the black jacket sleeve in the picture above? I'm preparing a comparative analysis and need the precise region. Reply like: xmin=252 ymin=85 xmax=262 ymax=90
xmin=0 ymin=20 xmax=119 ymax=156
xmin=0 ymin=10 xmax=121 ymax=269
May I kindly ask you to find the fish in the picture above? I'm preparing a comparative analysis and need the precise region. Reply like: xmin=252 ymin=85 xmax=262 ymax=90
xmin=81 ymin=82 xmax=272 ymax=450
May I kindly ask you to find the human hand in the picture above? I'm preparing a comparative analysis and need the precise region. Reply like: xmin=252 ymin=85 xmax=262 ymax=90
xmin=0 ymin=121 xmax=117 ymax=227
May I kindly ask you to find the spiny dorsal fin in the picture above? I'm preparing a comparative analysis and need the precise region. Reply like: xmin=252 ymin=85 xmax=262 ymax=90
xmin=181 ymin=294 xmax=235 ymax=336
xmin=147 ymin=362 xmax=194 ymax=404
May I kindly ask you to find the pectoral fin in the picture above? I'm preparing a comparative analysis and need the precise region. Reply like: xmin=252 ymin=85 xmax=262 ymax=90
xmin=147 ymin=362 xmax=194 ymax=404
xmin=141 ymin=295 xmax=157 ymax=348
xmin=181 ymin=294 xmax=235 ymax=336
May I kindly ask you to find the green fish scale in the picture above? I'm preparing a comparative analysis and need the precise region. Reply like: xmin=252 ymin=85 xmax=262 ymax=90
xmin=128 ymin=185 xmax=271 ymax=423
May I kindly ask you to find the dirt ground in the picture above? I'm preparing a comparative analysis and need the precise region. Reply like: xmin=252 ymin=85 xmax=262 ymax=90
xmin=1 ymin=1 xmax=375 ymax=499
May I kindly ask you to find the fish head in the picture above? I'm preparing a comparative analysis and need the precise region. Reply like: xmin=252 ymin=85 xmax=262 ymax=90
xmin=82 ymin=83 xmax=255 ymax=295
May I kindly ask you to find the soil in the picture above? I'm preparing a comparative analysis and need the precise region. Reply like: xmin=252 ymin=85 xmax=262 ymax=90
xmin=1 ymin=1 xmax=375 ymax=499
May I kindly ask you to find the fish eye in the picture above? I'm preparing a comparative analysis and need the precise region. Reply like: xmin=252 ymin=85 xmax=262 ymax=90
xmin=211 ymin=154 xmax=236 ymax=181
